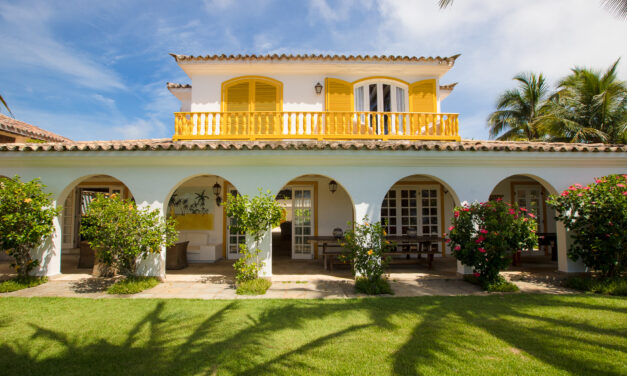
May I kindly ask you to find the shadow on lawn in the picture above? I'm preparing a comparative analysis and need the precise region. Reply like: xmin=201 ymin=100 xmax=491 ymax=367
xmin=0 ymin=295 xmax=625 ymax=375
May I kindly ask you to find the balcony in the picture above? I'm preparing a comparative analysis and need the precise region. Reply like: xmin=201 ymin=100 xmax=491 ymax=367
xmin=173 ymin=111 xmax=460 ymax=141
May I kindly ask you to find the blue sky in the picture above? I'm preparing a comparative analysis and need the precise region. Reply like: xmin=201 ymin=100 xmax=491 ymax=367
xmin=0 ymin=0 xmax=625 ymax=141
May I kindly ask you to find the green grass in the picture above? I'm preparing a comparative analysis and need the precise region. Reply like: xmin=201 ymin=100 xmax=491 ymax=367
xmin=566 ymin=276 xmax=627 ymax=296
xmin=236 ymin=278 xmax=272 ymax=295
xmin=464 ymin=275 xmax=520 ymax=292
xmin=0 ymin=295 xmax=625 ymax=375
xmin=0 ymin=276 xmax=48 ymax=293
xmin=355 ymin=276 xmax=393 ymax=295
xmin=106 ymin=276 xmax=160 ymax=295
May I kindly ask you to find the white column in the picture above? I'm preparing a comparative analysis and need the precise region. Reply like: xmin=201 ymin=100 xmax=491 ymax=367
xmin=556 ymin=221 xmax=587 ymax=273
xmin=31 ymin=204 xmax=62 ymax=277
xmin=135 ymin=199 xmax=167 ymax=279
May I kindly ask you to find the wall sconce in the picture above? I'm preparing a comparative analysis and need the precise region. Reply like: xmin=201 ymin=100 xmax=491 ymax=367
xmin=213 ymin=181 xmax=222 ymax=206
xmin=314 ymin=82 xmax=323 ymax=95
xmin=328 ymin=180 xmax=338 ymax=194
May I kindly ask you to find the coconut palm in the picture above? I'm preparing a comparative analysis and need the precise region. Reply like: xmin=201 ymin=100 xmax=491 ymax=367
xmin=541 ymin=59 xmax=626 ymax=144
xmin=487 ymin=73 xmax=551 ymax=140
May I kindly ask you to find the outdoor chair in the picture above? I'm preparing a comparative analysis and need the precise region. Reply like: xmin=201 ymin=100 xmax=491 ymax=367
xmin=166 ymin=241 xmax=189 ymax=270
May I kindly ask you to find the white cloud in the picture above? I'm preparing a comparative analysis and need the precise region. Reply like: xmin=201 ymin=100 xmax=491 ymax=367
xmin=112 ymin=118 xmax=167 ymax=140
xmin=0 ymin=2 xmax=126 ymax=91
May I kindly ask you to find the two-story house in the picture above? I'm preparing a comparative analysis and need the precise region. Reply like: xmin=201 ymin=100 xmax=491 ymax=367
xmin=1 ymin=53 xmax=625 ymax=279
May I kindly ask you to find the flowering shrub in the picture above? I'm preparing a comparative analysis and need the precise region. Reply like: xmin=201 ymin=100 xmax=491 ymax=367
xmin=448 ymin=200 xmax=537 ymax=287
xmin=341 ymin=217 xmax=395 ymax=284
xmin=80 ymin=194 xmax=178 ymax=276
xmin=546 ymin=174 xmax=626 ymax=278
xmin=0 ymin=176 xmax=61 ymax=277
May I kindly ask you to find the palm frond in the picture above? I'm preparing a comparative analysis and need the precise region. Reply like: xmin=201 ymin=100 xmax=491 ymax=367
xmin=601 ymin=0 xmax=627 ymax=17
xmin=0 ymin=93 xmax=14 ymax=118
xmin=438 ymin=0 xmax=454 ymax=9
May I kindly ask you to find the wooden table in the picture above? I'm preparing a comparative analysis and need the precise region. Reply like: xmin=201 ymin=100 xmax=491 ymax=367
xmin=307 ymin=235 xmax=445 ymax=270
xmin=537 ymin=232 xmax=558 ymax=261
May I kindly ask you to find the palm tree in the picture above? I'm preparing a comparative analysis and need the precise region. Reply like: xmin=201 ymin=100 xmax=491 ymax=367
xmin=0 ymin=92 xmax=13 ymax=117
xmin=439 ymin=0 xmax=626 ymax=18
xmin=541 ymin=59 xmax=626 ymax=144
xmin=487 ymin=73 xmax=550 ymax=140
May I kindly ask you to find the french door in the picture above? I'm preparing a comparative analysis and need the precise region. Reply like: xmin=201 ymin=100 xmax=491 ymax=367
xmin=227 ymin=189 xmax=246 ymax=260
xmin=513 ymin=185 xmax=545 ymax=232
xmin=381 ymin=186 xmax=441 ymax=251
xmin=292 ymin=186 xmax=314 ymax=259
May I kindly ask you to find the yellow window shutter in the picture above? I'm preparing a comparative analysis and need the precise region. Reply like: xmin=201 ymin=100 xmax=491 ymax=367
xmin=253 ymin=81 xmax=278 ymax=111
xmin=226 ymin=81 xmax=250 ymax=112
xmin=325 ymin=78 xmax=353 ymax=112
xmin=409 ymin=79 xmax=437 ymax=113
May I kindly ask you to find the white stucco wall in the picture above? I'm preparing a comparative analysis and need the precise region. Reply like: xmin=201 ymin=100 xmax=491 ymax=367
xmin=1 ymin=148 xmax=625 ymax=277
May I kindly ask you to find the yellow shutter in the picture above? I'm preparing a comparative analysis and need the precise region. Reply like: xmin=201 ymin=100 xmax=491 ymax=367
xmin=253 ymin=81 xmax=278 ymax=111
xmin=226 ymin=82 xmax=250 ymax=112
xmin=409 ymin=79 xmax=437 ymax=113
xmin=325 ymin=78 xmax=353 ymax=111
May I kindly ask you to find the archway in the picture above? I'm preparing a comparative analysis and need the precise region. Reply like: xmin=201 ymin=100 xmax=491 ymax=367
xmin=378 ymin=174 xmax=460 ymax=274
xmin=272 ymin=174 xmax=355 ymax=275
xmin=163 ymin=175 xmax=241 ymax=279
xmin=489 ymin=174 xmax=560 ymax=273
xmin=58 ymin=175 xmax=134 ymax=275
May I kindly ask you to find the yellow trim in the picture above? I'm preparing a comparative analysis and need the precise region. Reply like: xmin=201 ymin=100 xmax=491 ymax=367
xmin=221 ymin=76 xmax=284 ymax=112
xmin=325 ymin=78 xmax=354 ymax=112
xmin=351 ymin=76 xmax=410 ymax=86
xmin=409 ymin=79 xmax=437 ymax=113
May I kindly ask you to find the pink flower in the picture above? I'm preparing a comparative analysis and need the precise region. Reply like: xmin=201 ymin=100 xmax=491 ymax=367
xmin=584 ymin=186 xmax=591 ymax=190
xmin=523 ymin=218 xmax=528 ymax=222
xmin=480 ymin=229 xmax=488 ymax=234
xmin=454 ymin=211 xmax=460 ymax=218
xmin=575 ymin=183 xmax=582 ymax=189
xmin=448 ymin=225 xmax=455 ymax=231
xmin=623 ymin=191 xmax=627 ymax=196
xmin=520 ymin=207 xmax=527 ymax=212
xmin=454 ymin=245 xmax=461 ymax=251
xmin=569 ymin=185 xmax=576 ymax=190
xmin=496 ymin=197 xmax=503 ymax=202
xmin=445 ymin=238 xmax=452 ymax=244
xmin=528 ymin=213 xmax=536 ymax=218
xmin=577 ymin=193 xmax=583 ymax=197
xmin=463 ymin=208 xmax=470 ymax=212
xmin=473 ymin=272 xmax=480 ymax=277
xmin=509 ymin=209 xmax=516 ymax=215
xmin=617 ymin=183 xmax=626 ymax=188
xmin=596 ymin=179 xmax=603 ymax=184
xmin=476 ymin=236 xmax=485 ymax=244
xmin=478 ymin=248 xmax=486 ymax=253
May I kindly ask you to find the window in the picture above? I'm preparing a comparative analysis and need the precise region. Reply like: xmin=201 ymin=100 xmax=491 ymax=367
xmin=354 ymin=80 xmax=408 ymax=113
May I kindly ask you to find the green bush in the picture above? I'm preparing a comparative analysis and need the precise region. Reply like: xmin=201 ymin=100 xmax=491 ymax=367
xmin=565 ymin=276 xmax=627 ymax=296
xmin=106 ymin=276 xmax=160 ymax=295
xmin=223 ymin=189 xmax=282 ymax=283
xmin=0 ymin=276 xmax=48 ymax=293
xmin=80 ymin=194 xmax=178 ymax=276
xmin=547 ymin=174 xmax=626 ymax=278
xmin=354 ymin=276 xmax=393 ymax=295
xmin=0 ymin=176 xmax=61 ymax=277
xmin=464 ymin=275 xmax=519 ymax=292
xmin=341 ymin=217 xmax=395 ymax=283
xmin=236 ymin=278 xmax=272 ymax=295
xmin=448 ymin=200 xmax=537 ymax=287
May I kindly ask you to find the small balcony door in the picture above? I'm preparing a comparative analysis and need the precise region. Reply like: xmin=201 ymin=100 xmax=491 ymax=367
xmin=292 ymin=186 xmax=314 ymax=259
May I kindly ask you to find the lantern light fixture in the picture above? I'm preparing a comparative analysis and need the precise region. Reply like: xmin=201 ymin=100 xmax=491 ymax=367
xmin=314 ymin=82 xmax=323 ymax=95
xmin=213 ymin=181 xmax=222 ymax=206
xmin=328 ymin=180 xmax=338 ymax=194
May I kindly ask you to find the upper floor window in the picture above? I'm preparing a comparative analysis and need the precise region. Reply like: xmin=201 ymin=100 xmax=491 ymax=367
xmin=221 ymin=76 xmax=283 ymax=112
xmin=354 ymin=79 xmax=409 ymax=113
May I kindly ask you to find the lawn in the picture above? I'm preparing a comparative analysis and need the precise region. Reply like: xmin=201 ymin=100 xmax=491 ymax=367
xmin=0 ymin=295 xmax=625 ymax=376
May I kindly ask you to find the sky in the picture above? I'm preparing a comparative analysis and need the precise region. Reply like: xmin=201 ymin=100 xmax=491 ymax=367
xmin=0 ymin=0 xmax=625 ymax=141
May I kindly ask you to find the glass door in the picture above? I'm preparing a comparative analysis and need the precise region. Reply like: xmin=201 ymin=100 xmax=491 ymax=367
xmin=227 ymin=188 xmax=246 ymax=259
xmin=514 ymin=185 xmax=545 ymax=232
xmin=292 ymin=187 xmax=314 ymax=259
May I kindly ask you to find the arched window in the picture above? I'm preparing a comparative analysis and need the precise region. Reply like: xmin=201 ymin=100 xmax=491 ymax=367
xmin=221 ymin=76 xmax=283 ymax=112
xmin=353 ymin=79 xmax=409 ymax=114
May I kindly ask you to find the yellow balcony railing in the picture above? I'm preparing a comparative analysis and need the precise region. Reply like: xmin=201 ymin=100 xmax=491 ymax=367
xmin=173 ymin=111 xmax=460 ymax=141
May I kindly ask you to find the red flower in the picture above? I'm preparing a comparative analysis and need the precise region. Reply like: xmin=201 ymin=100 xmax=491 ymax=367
xmin=478 ymin=248 xmax=486 ymax=253
xmin=520 ymin=207 xmax=527 ymax=212
xmin=584 ymin=186 xmax=591 ymax=190
xmin=528 ymin=213 xmax=536 ymax=218
xmin=508 ymin=209 xmax=516 ymax=215
xmin=596 ymin=179 xmax=603 ymax=184
xmin=480 ymin=229 xmax=488 ymax=234
xmin=454 ymin=245 xmax=461 ymax=251
xmin=623 ymin=191 xmax=627 ymax=196
xmin=445 ymin=238 xmax=452 ymax=244
xmin=475 ymin=236 xmax=485 ymax=243
xmin=575 ymin=183 xmax=582 ymax=189
xmin=617 ymin=183 xmax=626 ymax=188
xmin=473 ymin=272 xmax=480 ymax=277
xmin=561 ymin=191 xmax=569 ymax=197
xmin=448 ymin=225 xmax=455 ymax=231
xmin=577 ymin=193 xmax=583 ymax=197
xmin=569 ymin=185 xmax=575 ymax=190
xmin=454 ymin=211 xmax=460 ymax=218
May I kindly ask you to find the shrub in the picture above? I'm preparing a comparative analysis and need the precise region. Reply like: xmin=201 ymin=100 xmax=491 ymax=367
xmin=354 ymin=276 xmax=393 ymax=295
xmin=546 ymin=174 xmax=626 ymax=278
xmin=565 ymin=276 xmax=627 ymax=296
xmin=341 ymin=217 xmax=395 ymax=286
xmin=0 ymin=176 xmax=61 ymax=277
xmin=107 ymin=276 xmax=160 ymax=295
xmin=464 ymin=275 xmax=520 ymax=292
xmin=0 ymin=276 xmax=48 ymax=293
xmin=223 ymin=189 xmax=282 ymax=283
xmin=80 ymin=194 xmax=178 ymax=276
xmin=448 ymin=200 xmax=537 ymax=288
xmin=236 ymin=278 xmax=272 ymax=295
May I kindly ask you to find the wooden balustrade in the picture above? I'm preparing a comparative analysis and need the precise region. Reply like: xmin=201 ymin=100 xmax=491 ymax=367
xmin=173 ymin=111 xmax=460 ymax=141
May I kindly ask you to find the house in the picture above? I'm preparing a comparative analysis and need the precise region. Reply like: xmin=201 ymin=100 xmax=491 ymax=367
xmin=0 ymin=53 xmax=625 ymax=278
xmin=0 ymin=113 xmax=70 ymax=143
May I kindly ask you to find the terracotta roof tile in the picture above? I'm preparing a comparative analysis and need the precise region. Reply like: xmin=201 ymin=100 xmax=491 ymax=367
xmin=439 ymin=82 xmax=458 ymax=91
xmin=166 ymin=82 xmax=191 ymax=89
xmin=170 ymin=53 xmax=461 ymax=66
xmin=1 ymin=139 xmax=625 ymax=153
xmin=0 ymin=114 xmax=71 ymax=142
